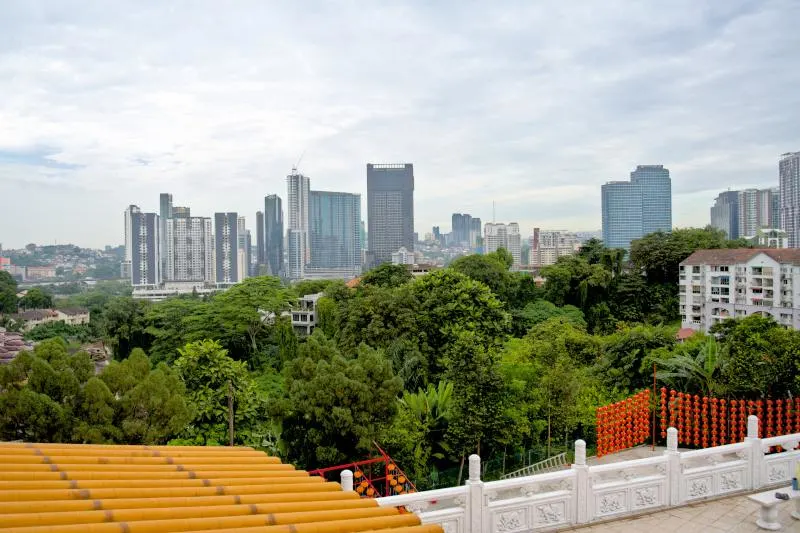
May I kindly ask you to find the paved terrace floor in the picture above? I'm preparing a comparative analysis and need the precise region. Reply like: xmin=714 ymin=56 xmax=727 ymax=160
xmin=567 ymin=493 xmax=798 ymax=532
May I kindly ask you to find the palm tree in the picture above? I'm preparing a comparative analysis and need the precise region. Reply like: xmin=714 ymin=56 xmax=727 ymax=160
xmin=652 ymin=337 xmax=727 ymax=396
xmin=400 ymin=381 xmax=453 ymax=460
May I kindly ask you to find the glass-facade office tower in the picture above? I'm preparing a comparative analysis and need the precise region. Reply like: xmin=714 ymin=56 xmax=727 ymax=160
xmin=214 ymin=212 xmax=239 ymax=285
xmin=780 ymin=152 xmax=800 ymax=247
xmin=308 ymin=191 xmax=361 ymax=276
xmin=602 ymin=165 xmax=671 ymax=250
xmin=367 ymin=163 xmax=414 ymax=266
xmin=264 ymin=195 xmax=284 ymax=277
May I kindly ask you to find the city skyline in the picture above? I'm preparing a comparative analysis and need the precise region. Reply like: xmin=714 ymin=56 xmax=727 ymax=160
xmin=1 ymin=2 xmax=798 ymax=248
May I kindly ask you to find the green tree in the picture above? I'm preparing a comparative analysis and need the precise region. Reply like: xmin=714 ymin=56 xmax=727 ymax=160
xmin=280 ymin=332 xmax=402 ymax=468
xmin=511 ymin=299 xmax=585 ymax=335
xmin=450 ymin=253 xmax=512 ymax=301
xmin=445 ymin=330 xmax=510 ymax=460
xmin=359 ymin=263 xmax=413 ymax=289
xmin=712 ymin=315 xmax=799 ymax=397
xmin=174 ymin=339 xmax=264 ymax=446
xmin=72 ymin=377 xmax=120 ymax=443
xmin=647 ymin=335 xmax=727 ymax=396
xmin=596 ymin=324 xmax=676 ymax=391
xmin=0 ymin=270 xmax=18 ymax=313
xmin=411 ymin=269 xmax=510 ymax=381
xmin=143 ymin=297 xmax=206 ymax=364
xmin=630 ymin=227 xmax=746 ymax=286
xmin=18 ymin=287 xmax=54 ymax=310
xmin=102 ymin=297 xmax=151 ymax=360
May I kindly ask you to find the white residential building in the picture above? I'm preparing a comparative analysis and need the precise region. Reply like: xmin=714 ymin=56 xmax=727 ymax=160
xmin=679 ymin=248 xmax=800 ymax=333
xmin=165 ymin=217 xmax=213 ymax=282
xmin=391 ymin=247 xmax=416 ymax=265
xmin=743 ymin=228 xmax=789 ymax=249
xmin=484 ymin=222 xmax=521 ymax=270
xmin=286 ymin=171 xmax=310 ymax=280
xmin=529 ymin=228 xmax=581 ymax=267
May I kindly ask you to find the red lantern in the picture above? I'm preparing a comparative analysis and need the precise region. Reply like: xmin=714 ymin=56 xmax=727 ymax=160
xmin=710 ymin=398 xmax=717 ymax=447
xmin=668 ymin=390 xmax=677 ymax=436
xmin=693 ymin=395 xmax=701 ymax=447
xmin=659 ymin=388 xmax=667 ymax=439
xmin=702 ymin=397 xmax=709 ymax=448
xmin=766 ymin=399 xmax=774 ymax=438
xmin=777 ymin=399 xmax=784 ymax=437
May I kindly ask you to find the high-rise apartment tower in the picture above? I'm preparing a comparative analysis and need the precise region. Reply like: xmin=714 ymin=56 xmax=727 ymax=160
xmin=367 ymin=163 xmax=414 ymax=266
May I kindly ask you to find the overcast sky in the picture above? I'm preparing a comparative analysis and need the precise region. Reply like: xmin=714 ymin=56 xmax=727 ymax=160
xmin=1 ymin=1 xmax=799 ymax=249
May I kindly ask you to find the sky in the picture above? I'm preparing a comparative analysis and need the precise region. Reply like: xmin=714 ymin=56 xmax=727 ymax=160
xmin=1 ymin=0 xmax=799 ymax=249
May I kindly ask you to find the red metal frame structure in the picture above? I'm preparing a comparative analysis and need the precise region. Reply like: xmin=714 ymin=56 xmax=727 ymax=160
xmin=308 ymin=443 xmax=417 ymax=498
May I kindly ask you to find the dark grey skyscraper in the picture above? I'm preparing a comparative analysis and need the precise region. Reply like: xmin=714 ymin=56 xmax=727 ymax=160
xmin=264 ymin=195 xmax=284 ymax=277
xmin=159 ymin=193 xmax=172 ymax=273
xmin=128 ymin=208 xmax=161 ymax=287
xmin=710 ymin=191 xmax=740 ymax=239
xmin=309 ymin=191 xmax=361 ymax=277
xmin=367 ymin=163 xmax=414 ymax=266
xmin=256 ymin=211 xmax=265 ymax=270
xmin=214 ymin=212 xmax=239 ymax=285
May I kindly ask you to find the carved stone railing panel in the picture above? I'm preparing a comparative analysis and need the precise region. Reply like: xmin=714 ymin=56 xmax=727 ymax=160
xmin=373 ymin=419 xmax=800 ymax=533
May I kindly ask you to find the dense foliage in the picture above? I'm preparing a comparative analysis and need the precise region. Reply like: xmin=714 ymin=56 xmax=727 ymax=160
xmin=2 ymin=226 xmax=799 ymax=488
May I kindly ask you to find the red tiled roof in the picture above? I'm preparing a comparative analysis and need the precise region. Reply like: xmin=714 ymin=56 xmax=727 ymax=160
xmin=680 ymin=248 xmax=800 ymax=266
xmin=676 ymin=328 xmax=696 ymax=341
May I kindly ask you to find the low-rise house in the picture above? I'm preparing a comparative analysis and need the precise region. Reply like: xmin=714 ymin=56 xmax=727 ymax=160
xmin=290 ymin=292 xmax=323 ymax=335
xmin=56 ymin=308 xmax=90 ymax=325
xmin=5 ymin=308 xmax=90 ymax=331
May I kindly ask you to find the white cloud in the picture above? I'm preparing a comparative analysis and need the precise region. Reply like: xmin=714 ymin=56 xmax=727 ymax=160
xmin=0 ymin=0 xmax=798 ymax=247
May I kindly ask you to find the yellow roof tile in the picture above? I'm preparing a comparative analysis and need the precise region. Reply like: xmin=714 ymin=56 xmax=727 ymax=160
xmin=0 ymin=443 xmax=437 ymax=533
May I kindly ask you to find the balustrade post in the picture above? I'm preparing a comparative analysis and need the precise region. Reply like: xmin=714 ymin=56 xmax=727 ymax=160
xmin=572 ymin=439 xmax=588 ymax=524
xmin=466 ymin=454 xmax=484 ymax=533
xmin=340 ymin=469 xmax=353 ymax=492
xmin=746 ymin=415 xmax=762 ymax=489
xmin=664 ymin=427 xmax=681 ymax=506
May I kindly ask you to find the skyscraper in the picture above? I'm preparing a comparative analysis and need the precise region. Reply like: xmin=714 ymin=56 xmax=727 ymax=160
xmin=630 ymin=165 xmax=672 ymax=236
xmin=451 ymin=213 xmax=472 ymax=245
xmin=484 ymin=222 xmax=521 ymax=270
xmin=236 ymin=216 xmax=249 ymax=282
xmin=780 ymin=152 xmax=800 ymax=247
xmin=172 ymin=206 xmax=190 ymax=218
xmin=165 ymin=217 xmax=213 ymax=282
xmin=122 ymin=204 xmax=138 ymax=280
xmin=256 ymin=211 xmax=265 ymax=272
xmin=367 ymin=163 xmax=414 ymax=266
xmin=126 ymin=206 xmax=161 ymax=287
xmin=601 ymin=165 xmax=671 ymax=250
xmin=286 ymin=171 xmax=311 ymax=280
xmin=159 ymin=193 xmax=173 ymax=273
xmin=214 ymin=212 xmax=239 ymax=285
xmin=308 ymin=191 xmax=362 ymax=278
xmin=710 ymin=191 xmax=740 ymax=239
xmin=710 ymin=188 xmax=779 ymax=239
xmin=264 ymin=195 xmax=284 ymax=278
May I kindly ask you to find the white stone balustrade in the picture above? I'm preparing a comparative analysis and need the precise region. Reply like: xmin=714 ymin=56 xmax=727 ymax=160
xmin=368 ymin=415 xmax=800 ymax=533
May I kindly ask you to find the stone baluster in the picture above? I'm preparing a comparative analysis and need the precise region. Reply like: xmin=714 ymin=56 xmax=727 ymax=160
xmin=466 ymin=454 xmax=484 ymax=533
xmin=340 ymin=469 xmax=353 ymax=492
xmin=664 ymin=427 xmax=681 ymax=506
xmin=746 ymin=415 xmax=762 ymax=489
xmin=573 ymin=439 xmax=588 ymax=523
